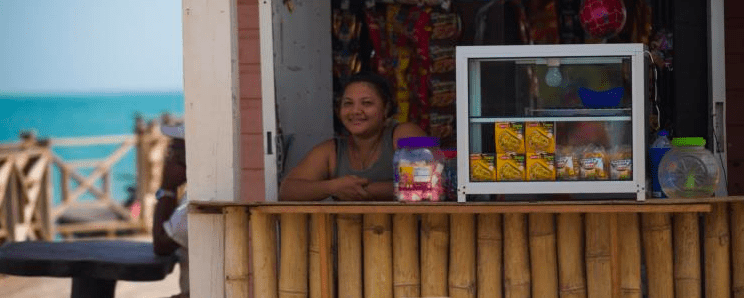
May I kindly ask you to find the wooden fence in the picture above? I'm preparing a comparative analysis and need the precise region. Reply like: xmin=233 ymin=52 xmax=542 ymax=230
xmin=190 ymin=199 xmax=744 ymax=298
xmin=0 ymin=117 xmax=172 ymax=244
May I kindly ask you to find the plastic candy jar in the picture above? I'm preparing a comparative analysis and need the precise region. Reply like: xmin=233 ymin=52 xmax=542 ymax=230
xmin=658 ymin=137 xmax=721 ymax=198
xmin=394 ymin=137 xmax=445 ymax=202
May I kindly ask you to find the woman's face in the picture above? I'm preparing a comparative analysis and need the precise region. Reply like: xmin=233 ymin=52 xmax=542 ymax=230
xmin=338 ymin=82 xmax=388 ymax=137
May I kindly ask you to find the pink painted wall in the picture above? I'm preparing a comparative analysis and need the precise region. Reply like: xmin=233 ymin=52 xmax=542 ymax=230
xmin=238 ymin=1 xmax=265 ymax=203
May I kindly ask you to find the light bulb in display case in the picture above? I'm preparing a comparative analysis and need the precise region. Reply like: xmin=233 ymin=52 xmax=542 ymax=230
xmin=545 ymin=58 xmax=562 ymax=87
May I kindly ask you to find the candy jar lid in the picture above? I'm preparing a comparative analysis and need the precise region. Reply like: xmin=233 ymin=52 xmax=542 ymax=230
xmin=397 ymin=137 xmax=440 ymax=148
xmin=671 ymin=137 xmax=706 ymax=147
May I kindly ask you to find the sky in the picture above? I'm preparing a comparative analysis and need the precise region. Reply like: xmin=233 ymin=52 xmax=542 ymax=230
xmin=0 ymin=0 xmax=183 ymax=93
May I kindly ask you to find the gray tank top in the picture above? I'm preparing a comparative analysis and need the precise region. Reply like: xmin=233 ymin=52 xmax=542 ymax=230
xmin=335 ymin=125 xmax=396 ymax=182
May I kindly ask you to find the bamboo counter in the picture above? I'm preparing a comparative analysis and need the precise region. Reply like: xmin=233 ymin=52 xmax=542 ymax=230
xmin=188 ymin=197 xmax=744 ymax=298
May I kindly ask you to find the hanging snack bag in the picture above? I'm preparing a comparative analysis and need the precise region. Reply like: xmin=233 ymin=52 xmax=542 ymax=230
xmin=430 ymin=12 xmax=460 ymax=40
xmin=610 ymin=145 xmax=633 ymax=180
xmin=495 ymin=122 xmax=525 ymax=154
xmin=470 ymin=153 xmax=497 ymax=182
xmin=497 ymin=153 xmax=526 ymax=181
xmin=527 ymin=152 xmax=556 ymax=181
xmin=579 ymin=145 xmax=609 ymax=180
xmin=555 ymin=145 xmax=580 ymax=181
xmin=430 ymin=45 xmax=456 ymax=74
xmin=525 ymin=122 xmax=555 ymax=153
xmin=431 ymin=79 xmax=456 ymax=108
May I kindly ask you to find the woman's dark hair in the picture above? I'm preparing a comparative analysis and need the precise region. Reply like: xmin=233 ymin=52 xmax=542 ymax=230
xmin=338 ymin=72 xmax=397 ymax=119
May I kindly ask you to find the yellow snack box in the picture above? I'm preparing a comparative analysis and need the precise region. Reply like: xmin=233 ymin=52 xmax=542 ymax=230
xmin=526 ymin=152 xmax=556 ymax=181
xmin=469 ymin=154 xmax=496 ymax=182
xmin=525 ymin=122 xmax=555 ymax=153
xmin=494 ymin=122 xmax=525 ymax=154
xmin=496 ymin=153 xmax=525 ymax=181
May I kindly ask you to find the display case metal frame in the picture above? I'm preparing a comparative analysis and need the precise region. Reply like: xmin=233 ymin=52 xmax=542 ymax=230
xmin=455 ymin=44 xmax=648 ymax=202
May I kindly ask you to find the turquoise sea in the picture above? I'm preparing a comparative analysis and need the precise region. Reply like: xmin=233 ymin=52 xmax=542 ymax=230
xmin=0 ymin=92 xmax=185 ymax=206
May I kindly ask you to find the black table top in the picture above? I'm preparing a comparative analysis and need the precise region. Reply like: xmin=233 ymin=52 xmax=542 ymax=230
xmin=0 ymin=240 xmax=177 ymax=281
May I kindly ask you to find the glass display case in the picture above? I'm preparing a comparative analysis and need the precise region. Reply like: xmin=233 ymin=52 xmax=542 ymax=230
xmin=455 ymin=44 xmax=648 ymax=202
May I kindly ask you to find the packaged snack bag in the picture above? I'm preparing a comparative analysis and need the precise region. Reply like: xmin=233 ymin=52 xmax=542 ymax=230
xmin=470 ymin=154 xmax=497 ymax=182
xmin=579 ymin=145 xmax=609 ymax=180
xmin=497 ymin=153 xmax=526 ymax=181
xmin=525 ymin=122 xmax=555 ymax=153
xmin=610 ymin=145 xmax=633 ymax=180
xmin=527 ymin=152 xmax=556 ymax=181
xmin=495 ymin=122 xmax=525 ymax=154
xmin=556 ymin=145 xmax=580 ymax=181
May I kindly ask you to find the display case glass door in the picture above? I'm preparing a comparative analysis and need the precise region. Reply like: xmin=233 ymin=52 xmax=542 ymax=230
xmin=455 ymin=44 xmax=647 ymax=202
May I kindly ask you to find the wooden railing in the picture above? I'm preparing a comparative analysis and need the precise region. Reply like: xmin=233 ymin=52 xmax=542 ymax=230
xmin=0 ymin=117 xmax=173 ymax=244
xmin=189 ymin=198 xmax=744 ymax=298
xmin=0 ymin=140 xmax=53 ymax=243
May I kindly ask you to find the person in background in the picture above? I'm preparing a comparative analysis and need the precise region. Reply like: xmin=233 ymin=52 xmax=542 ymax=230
xmin=153 ymin=122 xmax=189 ymax=298
xmin=279 ymin=72 xmax=426 ymax=201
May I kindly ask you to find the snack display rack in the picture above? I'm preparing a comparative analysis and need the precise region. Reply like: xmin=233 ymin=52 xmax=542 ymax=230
xmin=455 ymin=44 xmax=648 ymax=202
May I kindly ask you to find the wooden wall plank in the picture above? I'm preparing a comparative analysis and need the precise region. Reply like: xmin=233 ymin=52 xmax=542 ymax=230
xmin=188 ymin=212 xmax=226 ymax=298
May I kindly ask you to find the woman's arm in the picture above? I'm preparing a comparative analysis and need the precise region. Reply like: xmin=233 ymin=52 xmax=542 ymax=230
xmin=279 ymin=140 xmax=371 ymax=201
xmin=393 ymin=122 xmax=428 ymax=150
xmin=362 ymin=181 xmax=395 ymax=201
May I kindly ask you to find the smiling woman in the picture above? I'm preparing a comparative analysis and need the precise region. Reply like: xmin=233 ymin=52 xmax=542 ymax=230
xmin=278 ymin=72 xmax=426 ymax=201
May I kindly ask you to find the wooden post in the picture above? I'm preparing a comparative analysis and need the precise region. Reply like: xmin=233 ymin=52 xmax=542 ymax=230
xmin=585 ymin=213 xmax=612 ymax=298
xmin=641 ymin=213 xmax=674 ymax=298
xmin=337 ymin=214 xmax=362 ymax=298
xmin=477 ymin=214 xmax=502 ymax=298
xmin=225 ymin=207 xmax=250 ymax=297
xmin=503 ymin=213 xmax=530 ymax=298
xmin=364 ymin=214 xmax=393 ymax=298
xmin=556 ymin=213 xmax=586 ymax=298
xmin=279 ymin=214 xmax=308 ymax=298
xmin=529 ymin=213 xmax=558 ymax=298
xmin=310 ymin=214 xmax=333 ymax=298
xmin=450 ymin=214 xmax=476 ymax=298
xmin=732 ymin=202 xmax=744 ymax=298
xmin=421 ymin=214 xmax=449 ymax=297
xmin=251 ymin=211 xmax=278 ymax=298
xmin=134 ymin=117 xmax=148 ymax=229
xmin=617 ymin=213 xmax=641 ymax=298
xmin=393 ymin=214 xmax=420 ymax=298
xmin=673 ymin=213 xmax=701 ymax=298
xmin=704 ymin=203 xmax=730 ymax=298
xmin=60 ymin=164 xmax=70 ymax=204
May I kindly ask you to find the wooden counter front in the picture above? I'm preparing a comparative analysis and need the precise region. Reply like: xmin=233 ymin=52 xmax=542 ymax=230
xmin=187 ymin=198 xmax=744 ymax=298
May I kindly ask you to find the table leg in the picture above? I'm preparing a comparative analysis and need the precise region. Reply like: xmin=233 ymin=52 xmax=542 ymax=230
xmin=71 ymin=277 xmax=117 ymax=298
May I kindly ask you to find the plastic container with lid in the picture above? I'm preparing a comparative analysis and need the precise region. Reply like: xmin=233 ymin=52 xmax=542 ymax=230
xmin=658 ymin=137 xmax=721 ymax=198
xmin=394 ymin=137 xmax=445 ymax=202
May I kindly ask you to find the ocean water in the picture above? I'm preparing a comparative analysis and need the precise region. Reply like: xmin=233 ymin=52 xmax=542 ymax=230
xmin=0 ymin=92 xmax=184 ymax=206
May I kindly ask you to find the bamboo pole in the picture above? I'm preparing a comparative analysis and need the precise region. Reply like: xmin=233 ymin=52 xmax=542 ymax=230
xmin=421 ymin=214 xmax=449 ymax=297
xmin=641 ymin=213 xmax=674 ymax=298
xmin=252 ymin=211 xmax=278 ymax=298
xmin=337 ymin=214 xmax=362 ymax=298
xmin=310 ymin=214 xmax=333 ymax=298
xmin=503 ymin=213 xmax=530 ymax=298
xmin=364 ymin=214 xmax=393 ymax=298
xmin=393 ymin=214 xmax=420 ymax=298
xmin=477 ymin=214 xmax=503 ymax=298
xmin=732 ymin=202 xmax=744 ymax=298
xmin=672 ymin=213 xmax=700 ymax=298
xmin=450 ymin=214 xmax=476 ymax=298
xmin=225 ymin=207 xmax=251 ymax=298
xmin=585 ymin=213 xmax=612 ymax=298
xmin=617 ymin=213 xmax=641 ymax=298
xmin=279 ymin=214 xmax=308 ymax=298
xmin=529 ymin=213 xmax=558 ymax=298
xmin=704 ymin=203 xmax=730 ymax=298
xmin=556 ymin=213 xmax=586 ymax=298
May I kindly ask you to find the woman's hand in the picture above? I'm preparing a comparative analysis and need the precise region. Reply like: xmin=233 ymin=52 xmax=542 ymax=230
xmin=330 ymin=175 xmax=370 ymax=201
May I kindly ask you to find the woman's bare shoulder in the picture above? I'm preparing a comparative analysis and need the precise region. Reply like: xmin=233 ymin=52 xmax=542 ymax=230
xmin=393 ymin=122 xmax=427 ymax=140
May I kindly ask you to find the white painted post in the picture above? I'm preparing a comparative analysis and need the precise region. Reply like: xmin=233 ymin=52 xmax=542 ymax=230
xmin=183 ymin=0 xmax=240 ymax=295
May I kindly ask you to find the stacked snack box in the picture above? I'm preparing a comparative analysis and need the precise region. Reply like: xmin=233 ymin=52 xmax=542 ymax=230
xmin=495 ymin=122 xmax=526 ymax=181
xmin=525 ymin=122 xmax=556 ymax=181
